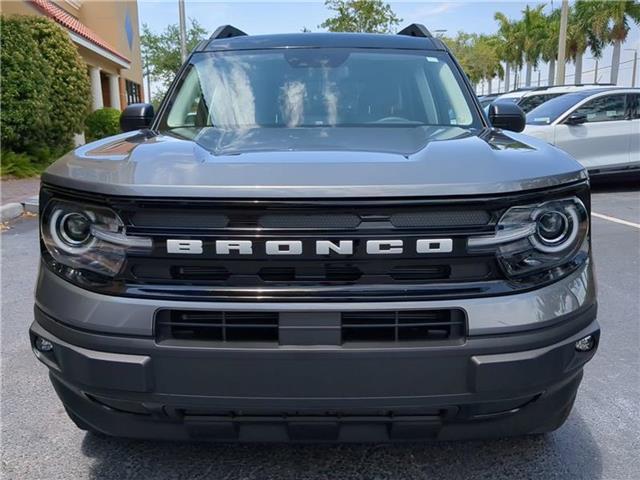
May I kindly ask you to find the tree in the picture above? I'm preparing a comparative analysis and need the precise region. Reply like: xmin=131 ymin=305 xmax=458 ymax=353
xmin=141 ymin=19 xmax=207 ymax=96
xmin=541 ymin=9 xmax=561 ymax=86
xmin=442 ymin=33 xmax=502 ymax=93
xmin=567 ymin=6 xmax=589 ymax=84
xmin=494 ymin=12 xmax=523 ymax=91
xmin=518 ymin=5 xmax=547 ymax=87
xmin=319 ymin=0 xmax=401 ymax=33
xmin=576 ymin=0 xmax=640 ymax=84
xmin=1 ymin=15 xmax=90 ymax=161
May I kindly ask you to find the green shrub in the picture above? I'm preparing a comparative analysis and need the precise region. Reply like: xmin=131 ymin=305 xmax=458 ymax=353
xmin=85 ymin=108 xmax=122 ymax=142
xmin=0 ymin=15 xmax=91 ymax=175
xmin=0 ymin=16 xmax=51 ymax=152
xmin=29 ymin=17 xmax=91 ymax=149
xmin=0 ymin=147 xmax=62 ymax=178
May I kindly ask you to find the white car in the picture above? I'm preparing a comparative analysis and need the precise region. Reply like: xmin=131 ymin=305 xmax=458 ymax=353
xmin=517 ymin=84 xmax=617 ymax=113
xmin=524 ymin=88 xmax=640 ymax=176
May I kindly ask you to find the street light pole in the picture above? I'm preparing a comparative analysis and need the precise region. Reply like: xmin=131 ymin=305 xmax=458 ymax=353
xmin=555 ymin=0 xmax=569 ymax=85
xmin=178 ymin=0 xmax=187 ymax=62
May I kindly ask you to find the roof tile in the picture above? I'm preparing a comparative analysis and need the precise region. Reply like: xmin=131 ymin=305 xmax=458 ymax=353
xmin=30 ymin=0 xmax=130 ymax=64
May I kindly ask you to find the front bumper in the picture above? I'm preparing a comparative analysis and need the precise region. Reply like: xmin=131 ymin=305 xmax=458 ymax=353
xmin=30 ymin=300 xmax=599 ymax=442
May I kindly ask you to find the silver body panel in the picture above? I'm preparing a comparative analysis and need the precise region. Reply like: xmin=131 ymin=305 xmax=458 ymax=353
xmin=35 ymin=261 xmax=596 ymax=337
xmin=42 ymin=128 xmax=587 ymax=198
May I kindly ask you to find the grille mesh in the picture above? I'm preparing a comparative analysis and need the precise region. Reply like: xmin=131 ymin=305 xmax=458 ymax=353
xmin=391 ymin=210 xmax=490 ymax=227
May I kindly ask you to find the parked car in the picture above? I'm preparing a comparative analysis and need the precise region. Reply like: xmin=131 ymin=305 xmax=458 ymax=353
xmin=477 ymin=93 xmax=501 ymax=108
xmin=30 ymin=24 xmax=599 ymax=442
xmin=524 ymin=88 xmax=639 ymax=177
xmin=493 ymin=86 xmax=539 ymax=103
xmin=517 ymin=84 xmax=617 ymax=113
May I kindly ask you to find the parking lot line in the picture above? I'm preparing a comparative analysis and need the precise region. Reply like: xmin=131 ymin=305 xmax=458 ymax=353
xmin=592 ymin=212 xmax=640 ymax=229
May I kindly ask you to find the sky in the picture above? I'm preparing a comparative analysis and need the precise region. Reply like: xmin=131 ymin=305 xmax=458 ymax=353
xmin=138 ymin=0 xmax=640 ymax=99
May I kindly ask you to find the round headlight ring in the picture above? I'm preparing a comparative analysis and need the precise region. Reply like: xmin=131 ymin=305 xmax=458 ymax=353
xmin=536 ymin=211 xmax=570 ymax=245
xmin=59 ymin=212 xmax=92 ymax=246
xmin=530 ymin=204 xmax=580 ymax=254
xmin=48 ymin=208 xmax=96 ymax=254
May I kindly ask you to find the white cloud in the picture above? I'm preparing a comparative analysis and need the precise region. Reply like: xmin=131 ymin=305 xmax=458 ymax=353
xmin=408 ymin=2 xmax=460 ymax=19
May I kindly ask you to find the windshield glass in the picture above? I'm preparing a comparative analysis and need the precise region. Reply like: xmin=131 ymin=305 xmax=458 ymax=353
xmin=526 ymin=92 xmax=590 ymax=125
xmin=518 ymin=93 xmax=565 ymax=113
xmin=160 ymin=49 xmax=481 ymax=130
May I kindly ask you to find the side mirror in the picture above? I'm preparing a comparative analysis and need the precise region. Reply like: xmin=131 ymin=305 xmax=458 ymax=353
xmin=488 ymin=100 xmax=526 ymax=132
xmin=565 ymin=112 xmax=587 ymax=125
xmin=120 ymin=103 xmax=154 ymax=132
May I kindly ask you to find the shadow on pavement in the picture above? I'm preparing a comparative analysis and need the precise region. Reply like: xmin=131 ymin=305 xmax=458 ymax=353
xmin=81 ymin=411 xmax=602 ymax=480
xmin=590 ymin=175 xmax=640 ymax=194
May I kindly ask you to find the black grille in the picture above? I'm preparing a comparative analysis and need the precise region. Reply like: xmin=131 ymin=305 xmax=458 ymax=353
xmin=390 ymin=210 xmax=490 ymax=227
xmin=342 ymin=310 xmax=465 ymax=343
xmin=156 ymin=309 xmax=466 ymax=346
xmin=118 ymin=198 xmax=500 ymax=299
xmin=156 ymin=310 xmax=279 ymax=343
xmin=259 ymin=214 xmax=361 ymax=229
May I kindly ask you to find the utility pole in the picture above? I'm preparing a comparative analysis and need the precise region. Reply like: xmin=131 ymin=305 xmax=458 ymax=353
xmin=594 ymin=59 xmax=598 ymax=83
xmin=555 ymin=0 xmax=569 ymax=85
xmin=537 ymin=69 xmax=541 ymax=86
xmin=626 ymin=49 xmax=638 ymax=87
xmin=178 ymin=0 xmax=187 ymax=62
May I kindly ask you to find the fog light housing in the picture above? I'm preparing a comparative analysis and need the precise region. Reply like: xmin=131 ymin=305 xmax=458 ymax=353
xmin=575 ymin=335 xmax=595 ymax=352
xmin=35 ymin=337 xmax=54 ymax=353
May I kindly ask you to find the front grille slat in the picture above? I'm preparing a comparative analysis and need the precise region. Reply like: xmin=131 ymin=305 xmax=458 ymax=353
xmin=156 ymin=309 xmax=466 ymax=347
xmin=118 ymin=199 xmax=498 ymax=296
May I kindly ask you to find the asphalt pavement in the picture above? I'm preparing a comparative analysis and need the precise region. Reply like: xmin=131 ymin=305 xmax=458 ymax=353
xmin=1 ymin=183 xmax=638 ymax=480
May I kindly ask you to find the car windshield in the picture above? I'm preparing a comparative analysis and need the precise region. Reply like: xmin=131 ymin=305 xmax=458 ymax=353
xmin=518 ymin=93 xmax=565 ymax=113
xmin=160 ymin=49 xmax=481 ymax=130
xmin=526 ymin=92 xmax=592 ymax=125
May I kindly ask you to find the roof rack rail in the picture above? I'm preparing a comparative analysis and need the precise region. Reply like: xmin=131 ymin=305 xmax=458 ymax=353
xmin=397 ymin=23 xmax=433 ymax=38
xmin=209 ymin=25 xmax=247 ymax=40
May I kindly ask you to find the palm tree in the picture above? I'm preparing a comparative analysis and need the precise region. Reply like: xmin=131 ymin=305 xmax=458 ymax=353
xmin=494 ymin=12 xmax=523 ymax=91
xmin=519 ymin=5 xmax=547 ymax=87
xmin=566 ymin=6 xmax=589 ymax=84
xmin=541 ymin=9 xmax=561 ymax=86
xmin=576 ymin=0 xmax=640 ymax=84
xmin=474 ymin=34 xmax=504 ymax=94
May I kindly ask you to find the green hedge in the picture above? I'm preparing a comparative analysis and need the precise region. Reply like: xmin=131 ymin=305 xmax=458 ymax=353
xmin=85 ymin=108 xmax=122 ymax=142
xmin=1 ymin=15 xmax=91 ymax=176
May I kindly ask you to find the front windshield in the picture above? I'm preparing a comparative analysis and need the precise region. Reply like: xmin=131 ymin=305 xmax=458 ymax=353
xmin=518 ymin=93 xmax=565 ymax=113
xmin=160 ymin=49 xmax=480 ymax=130
xmin=526 ymin=93 xmax=589 ymax=125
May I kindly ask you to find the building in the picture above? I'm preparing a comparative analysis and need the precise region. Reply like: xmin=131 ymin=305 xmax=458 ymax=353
xmin=1 ymin=0 xmax=144 ymax=112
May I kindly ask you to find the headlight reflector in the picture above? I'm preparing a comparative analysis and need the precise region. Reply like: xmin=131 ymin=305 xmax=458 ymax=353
xmin=468 ymin=197 xmax=588 ymax=279
xmin=41 ymin=200 xmax=151 ymax=278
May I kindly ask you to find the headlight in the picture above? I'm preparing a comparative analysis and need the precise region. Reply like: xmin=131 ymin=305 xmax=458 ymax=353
xmin=468 ymin=197 xmax=589 ymax=279
xmin=41 ymin=200 xmax=152 ymax=278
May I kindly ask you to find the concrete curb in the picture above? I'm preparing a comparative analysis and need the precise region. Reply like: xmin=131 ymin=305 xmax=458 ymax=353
xmin=0 ymin=202 xmax=24 ymax=222
xmin=23 ymin=196 xmax=39 ymax=214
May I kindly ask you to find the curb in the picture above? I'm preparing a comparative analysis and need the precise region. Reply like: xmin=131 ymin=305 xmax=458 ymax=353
xmin=23 ymin=196 xmax=39 ymax=214
xmin=0 ymin=196 xmax=39 ymax=223
xmin=0 ymin=202 xmax=24 ymax=222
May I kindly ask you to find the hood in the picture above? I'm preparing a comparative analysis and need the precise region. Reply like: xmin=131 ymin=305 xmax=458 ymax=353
xmin=43 ymin=126 xmax=587 ymax=198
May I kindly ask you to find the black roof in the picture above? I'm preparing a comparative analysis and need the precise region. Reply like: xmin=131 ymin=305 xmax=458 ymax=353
xmin=202 ymin=32 xmax=445 ymax=52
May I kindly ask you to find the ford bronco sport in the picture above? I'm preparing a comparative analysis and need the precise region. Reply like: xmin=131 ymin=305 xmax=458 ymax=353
xmin=30 ymin=24 xmax=599 ymax=442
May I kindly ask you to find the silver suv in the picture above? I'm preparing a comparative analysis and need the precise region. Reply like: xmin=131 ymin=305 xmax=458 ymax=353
xmin=30 ymin=24 xmax=599 ymax=442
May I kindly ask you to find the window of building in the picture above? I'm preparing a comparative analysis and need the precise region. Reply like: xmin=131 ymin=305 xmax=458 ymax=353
xmin=126 ymin=80 xmax=141 ymax=105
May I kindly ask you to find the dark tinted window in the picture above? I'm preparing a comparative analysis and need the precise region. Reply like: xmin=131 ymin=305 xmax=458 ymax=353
xmin=526 ymin=92 xmax=593 ymax=125
xmin=518 ymin=93 xmax=564 ymax=113
xmin=572 ymin=94 xmax=627 ymax=123
xmin=628 ymin=93 xmax=639 ymax=119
